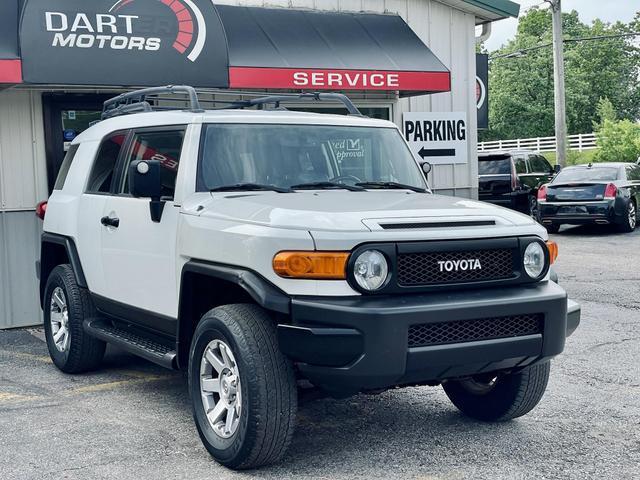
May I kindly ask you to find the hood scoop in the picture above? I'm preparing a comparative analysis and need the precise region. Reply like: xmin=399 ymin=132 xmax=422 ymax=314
xmin=379 ymin=220 xmax=496 ymax=230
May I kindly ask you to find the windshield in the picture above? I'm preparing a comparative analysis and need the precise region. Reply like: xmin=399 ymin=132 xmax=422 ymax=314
xmin=197 ymin=124 xmax=426 ymax=191
xmin=478 ymin=157 xmax=511 ymax=175
xmin=553 ymin=167 xmax=620 ymax=183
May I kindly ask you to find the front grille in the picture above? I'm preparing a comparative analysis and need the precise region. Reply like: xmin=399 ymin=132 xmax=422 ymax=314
xmin=397 ymin=248 xmax=514 ymax=286
xmin=408 ymin=313 xmax=544 ymax=348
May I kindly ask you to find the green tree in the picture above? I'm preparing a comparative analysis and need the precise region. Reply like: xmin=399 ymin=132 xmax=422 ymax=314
xmin=592 ymin=97 xmax=617 ymax=132
xmin=594 ymin=119 xmax=640 ymax=162
xmin=480 ymin=8 xmax=640 ymax=142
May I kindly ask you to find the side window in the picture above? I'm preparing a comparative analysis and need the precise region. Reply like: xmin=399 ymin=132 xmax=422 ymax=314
xmin=529 ymin=155 xmax=550 ymax=173
xmin=538 ymin=155 xmax=552 ymax=173
xmin=514 ymin=157 xmax=527 ymax=174
xmin=54 ymin=144 xmax=79 ymax=190
xmin=86 ymin=132 xmax=127 ymax=193
xmin=120 ymin=129 xmax=185 ymax=199
xmin=625 ymin=165 xmax=640 ymax=181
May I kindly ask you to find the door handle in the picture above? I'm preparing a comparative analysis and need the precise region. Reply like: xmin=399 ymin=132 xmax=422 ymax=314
xmin=101 ymin=216 xmax=120 ymax=228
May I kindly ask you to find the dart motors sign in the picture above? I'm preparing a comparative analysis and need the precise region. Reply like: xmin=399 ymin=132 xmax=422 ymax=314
xmin=20 ymin=0 xmax=228 ymax=87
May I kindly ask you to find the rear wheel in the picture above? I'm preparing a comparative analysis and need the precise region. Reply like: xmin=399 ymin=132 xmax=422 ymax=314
xmin=43 ymin=264 xmax=106 ymax=373
xmin=443 ymin=362 xmax=550 ymax=421
xmin=189 ymin=304 xmax=297 ymax=470
xmin=545 ymin=224 xmax=560 ymax=234
xmin=618 ymin=200 xmax=637 ymax=233
xmin=528 ymin=196 xmax=540 ymax=222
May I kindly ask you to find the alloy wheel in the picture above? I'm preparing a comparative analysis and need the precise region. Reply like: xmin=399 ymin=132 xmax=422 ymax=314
xmin=200 ymin=339 xmax=242 ymax=439
xmin=457 ymin=374 xmax=499 ymax=395
xmin=529 ymin=197 xmax=539 ymax=222
xmin=49 ymin=287 xmax=70 ymax=353
xmin=629 ymin=202 xmax=636 ymax=229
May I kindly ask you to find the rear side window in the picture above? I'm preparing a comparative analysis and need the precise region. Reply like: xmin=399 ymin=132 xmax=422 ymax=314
xmin=514 ymin=158 xmax=527 ymax=174
xmin=119 ymin=129 xmax=185 ymax=199
xmin=478 ymin=157 xmax=511 ymax=175
xmin=86 ymin=132 xmax=127 ymax=193
xmin=54 ymin=144 xmax=79 ymax=190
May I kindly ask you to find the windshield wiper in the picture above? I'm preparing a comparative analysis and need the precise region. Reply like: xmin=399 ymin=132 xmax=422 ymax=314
xmin=290 ymin=181 xmax=365 ymax=192
xmin=209 ymin=183 xmax=291 ymax=193
xmin=355 ymin=181 xmax=427 ymax=193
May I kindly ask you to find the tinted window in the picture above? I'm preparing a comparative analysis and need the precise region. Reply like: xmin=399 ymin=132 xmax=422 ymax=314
xmin=625 ymin=165 xmax=640 ymax=181
xmin=86 ymin=132 xmax=127 ymax=193
xmin=197 ymin=124 xmax=426 ymax=191
xmin=529 ymin=155 xmax=551 ymax=173
xmin=553 ymin=167 xmax=620 ymax=183
xmin=120 ymin=129 xmax=185 ymax=198
xmin=54 ymin=144 xmax=79 ymax=190
xmin=478 ymin=157 xmax=511 ymax=175
xmin=514 ymin=158 xmax=527 ymax=174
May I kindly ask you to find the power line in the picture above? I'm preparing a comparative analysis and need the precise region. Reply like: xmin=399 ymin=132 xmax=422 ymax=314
xmin=490 ymin=32 xmax=640 ymax=60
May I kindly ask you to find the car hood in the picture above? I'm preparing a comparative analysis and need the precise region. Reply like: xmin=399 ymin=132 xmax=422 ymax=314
xmin=191 ymin=190 xmax=538 ymax=232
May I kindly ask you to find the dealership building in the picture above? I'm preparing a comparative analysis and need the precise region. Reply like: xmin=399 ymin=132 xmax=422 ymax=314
xmin=0 ymin=0 xmax=518 ymax=328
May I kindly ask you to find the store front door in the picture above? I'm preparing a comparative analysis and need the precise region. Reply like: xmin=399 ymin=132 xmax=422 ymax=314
xmin=42 ymin=93 xmax=115 ymax=192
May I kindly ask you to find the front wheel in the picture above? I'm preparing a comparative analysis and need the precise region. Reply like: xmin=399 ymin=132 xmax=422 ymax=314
xmin=443 ymin=362 xmax=550 ymax=421
xmin=189 ymin=304 xmax=297 ymax=470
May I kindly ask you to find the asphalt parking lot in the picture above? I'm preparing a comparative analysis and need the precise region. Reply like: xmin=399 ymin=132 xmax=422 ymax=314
xmin=1 ymin=224 xmax=639 ymax=480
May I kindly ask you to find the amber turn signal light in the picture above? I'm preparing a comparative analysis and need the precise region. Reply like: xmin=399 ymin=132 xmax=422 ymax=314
xmin=273 ymin=251 xmax=349 ymax=279
xmin=546 ymin=240 xmax=558 ymax=264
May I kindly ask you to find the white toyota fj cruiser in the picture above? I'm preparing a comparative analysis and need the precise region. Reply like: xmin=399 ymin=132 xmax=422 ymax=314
xmin=37 ymin=86 xmax=580 ymax=470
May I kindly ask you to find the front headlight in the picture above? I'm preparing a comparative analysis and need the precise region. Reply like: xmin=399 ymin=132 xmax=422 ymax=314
xmin=523 ymin=242 xmax=546 ymax=279
xmin=353 ymin=250 xmax=389 ymax=291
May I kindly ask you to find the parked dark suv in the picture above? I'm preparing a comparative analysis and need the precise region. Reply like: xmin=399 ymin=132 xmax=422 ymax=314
xmin=479 ymin=151 xmax=557 ymax=219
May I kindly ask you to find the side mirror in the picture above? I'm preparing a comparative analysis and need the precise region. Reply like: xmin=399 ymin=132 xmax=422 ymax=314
xmin=553 ymin=164 xmax=562 ymax=174
xmin=421 ymin=161 xmax=432 ymax=175
xmin=129 ymin=160 xmax=165 ymax=223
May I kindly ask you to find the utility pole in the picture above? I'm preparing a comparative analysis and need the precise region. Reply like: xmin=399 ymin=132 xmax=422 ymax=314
xmin=547 ymin=0 xmax=567 ymax=167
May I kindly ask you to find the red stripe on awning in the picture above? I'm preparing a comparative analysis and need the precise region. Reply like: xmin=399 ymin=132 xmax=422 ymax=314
xmin=229 ymin=67 xmax=451 ymax=93
xmin=0 ymin=59 xmax=22 ymax=84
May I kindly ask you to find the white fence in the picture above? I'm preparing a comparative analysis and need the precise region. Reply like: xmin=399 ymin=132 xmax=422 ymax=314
xmin=478 ymin=133 xmax=597 ymax=153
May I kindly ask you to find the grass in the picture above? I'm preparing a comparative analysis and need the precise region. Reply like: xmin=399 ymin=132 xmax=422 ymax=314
xmin=542 ymin=149 xmax=599 ymax=166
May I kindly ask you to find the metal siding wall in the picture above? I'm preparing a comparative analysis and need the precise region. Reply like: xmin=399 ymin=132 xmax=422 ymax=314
xmin=0 ymin=211 xmax=42 ymax=328
xmin=0 ymin=90 xmax=47 ymax=328
xmin=0 ymin=90 xmax=48 ymax=210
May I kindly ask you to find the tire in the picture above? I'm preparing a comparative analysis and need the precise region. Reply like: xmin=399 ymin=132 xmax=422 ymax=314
xmin=43 ymin=264 xmax=106 ymax=373
xmin=188 ymin=304 xmax=297 ymax=470
xmin=528 ymin=196 xmax=540 ymax=222
xmin=545 ymin=224 xmax=560 ymax=234
xmin=442 ymin=362 xmax=551 ymax=422
xmin=617 ymin=200 xmax=637 ymax=233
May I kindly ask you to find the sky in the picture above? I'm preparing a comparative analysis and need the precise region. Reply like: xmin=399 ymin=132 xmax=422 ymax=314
xmin=483 ymin=0 xmax=639 ymax=52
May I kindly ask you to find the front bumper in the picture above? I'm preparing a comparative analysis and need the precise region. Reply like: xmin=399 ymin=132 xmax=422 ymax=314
xmin=278 ymin=281 xmax=580 ymax=394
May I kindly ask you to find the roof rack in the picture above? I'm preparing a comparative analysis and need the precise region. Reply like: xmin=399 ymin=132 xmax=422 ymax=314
xmin=101 ymin=86 xmax=363 ymax=120
xmin=229 ymin=92 xmax=363 ymax=116
xmin=102 ymin=85 xmax=203 ymax=120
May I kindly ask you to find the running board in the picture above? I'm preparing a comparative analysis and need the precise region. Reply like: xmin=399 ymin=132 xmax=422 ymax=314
xmin=84 ymin=319 xmax=177 ymax=369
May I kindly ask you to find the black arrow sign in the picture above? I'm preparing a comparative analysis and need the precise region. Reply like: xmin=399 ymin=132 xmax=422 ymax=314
xmin=419 ymin=147 xmax=456 ymax=158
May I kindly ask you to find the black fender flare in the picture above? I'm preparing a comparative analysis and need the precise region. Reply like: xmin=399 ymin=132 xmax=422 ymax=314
xmin=39 ymin=233 xmax=87 ymax=305
xmin=176 ymin=260 xmax=291 ymax=368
